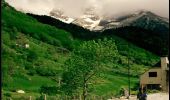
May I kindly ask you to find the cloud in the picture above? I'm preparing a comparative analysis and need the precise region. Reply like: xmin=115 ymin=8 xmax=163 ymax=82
xmin=5 ymin=0 xmax=169 ymax=18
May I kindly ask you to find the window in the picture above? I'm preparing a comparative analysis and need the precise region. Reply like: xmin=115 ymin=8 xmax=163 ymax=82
xmin=149 ymin=72 xmax=157 ymax=77
xmin=147 ymin=84 xmax=161 ymax=90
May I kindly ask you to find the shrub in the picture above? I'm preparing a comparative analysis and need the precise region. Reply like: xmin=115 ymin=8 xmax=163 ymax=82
xmin=35 ymin=66 xmax=57 ymax=76
xmin=4 ymin=92 xmax=11 ymax=97
xmin=9 ymin=27 xmax=18 ymax=40
xmin=24 ymin=63 xmax=33 ymax=70
xmin=27 ymin=69 xmax=36 ymax=76
xmin=36 ymin=94 xmax=45 ymax=100
xmin=27 ymin=50 xmax=38 ymax=62
xmin=130 ymin=90 xmax=138 ymax=95
xmin=40 ymin=85 xmax=59 ymax=95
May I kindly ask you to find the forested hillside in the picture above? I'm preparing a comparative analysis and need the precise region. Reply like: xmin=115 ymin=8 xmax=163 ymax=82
xmin=2 ymin=2 xmax=159 ymax=99
xmin=27 ymin=13 xmax=169 ymax=56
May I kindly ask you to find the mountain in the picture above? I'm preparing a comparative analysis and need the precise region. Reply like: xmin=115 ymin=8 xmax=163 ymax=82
xmin=49 ymin=7 xmax=101 ymax=30
xmin=27 ymin=9 xmax=169 ymax=56
xmin=3 ymin=1 xmax=167 ymax=59
xmin=97 ymin=11 xmax=169 ymax=32
xmin=72 ymin=7 xmax=101 ymax=30
xmin=49 ymin=8 xmax=169 ymax=33
xmin=100 ymin=11 xmax=169 ymax=56
xmin=49 ymin=9 xmax=75 ymax=24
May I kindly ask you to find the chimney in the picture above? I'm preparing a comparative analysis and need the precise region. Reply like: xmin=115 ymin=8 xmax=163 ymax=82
xmin=161 ymin=57 xmax=169 ymax=70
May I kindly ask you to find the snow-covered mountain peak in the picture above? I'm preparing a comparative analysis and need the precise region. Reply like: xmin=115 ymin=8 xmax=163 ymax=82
xmin=49 ymin=9 xmax=75 ymax=24
xmin=49 ymin=8 xmax=169 ymax=31
xmin=71 ymin=7 xmax=102 ymax=30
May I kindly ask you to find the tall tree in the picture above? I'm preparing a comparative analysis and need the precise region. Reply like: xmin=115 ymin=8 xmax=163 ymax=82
xmin=61 ymin=38 xmax=119 ymax=100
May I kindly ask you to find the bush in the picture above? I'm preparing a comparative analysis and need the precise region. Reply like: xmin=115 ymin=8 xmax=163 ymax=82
xmin=27 ymin=69 xmax=36 ymax=76
xmin=130 ymin=90 xmax=138 ymax=95
xmin=4 ymin=92 xmax=11 ymax=97
xmin=24 ymin=63 xmax=36 ymax=76
xmin=9 ymin=27 xmax=18 ymax=40
xmin=24 ymin=63 xmax=33 ymax=70
xmin=27 ymin=50 xmax=38 ymax=62
xmin=40 ymin=85 xmax=59 ymax=95
xmin=35 ymin=66 xmax=57 ymax=76
xmin=36 ymin=94 xmax=45 ymax=100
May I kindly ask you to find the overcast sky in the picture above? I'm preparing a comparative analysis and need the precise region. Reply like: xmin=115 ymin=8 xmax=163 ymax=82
xmin=5 ymin=0 xmax=169 ymax=18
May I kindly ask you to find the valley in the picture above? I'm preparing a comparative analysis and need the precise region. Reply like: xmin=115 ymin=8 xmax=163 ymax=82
xmin=2 ymin=1 xmax=168 ymax=100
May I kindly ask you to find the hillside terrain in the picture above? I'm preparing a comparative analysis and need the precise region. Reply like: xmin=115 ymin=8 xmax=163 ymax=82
xmin=27 ymin=12 xmax=169 ymax=56
xmin=2 ymin=2 xmax=160 ymax=99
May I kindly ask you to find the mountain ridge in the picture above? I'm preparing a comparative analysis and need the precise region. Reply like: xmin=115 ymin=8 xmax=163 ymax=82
xmin=48 ymin=8 xmax=169 ymax=32
xmin=27 ymin=12 xmax=169 ymax=56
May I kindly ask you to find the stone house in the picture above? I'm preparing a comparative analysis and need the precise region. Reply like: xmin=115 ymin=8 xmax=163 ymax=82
xmin=140 ymin=57 xmax=169 ymax=92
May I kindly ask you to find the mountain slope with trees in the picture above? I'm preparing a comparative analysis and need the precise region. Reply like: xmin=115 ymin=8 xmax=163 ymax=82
xmin=2 ymin=2 xmax=159 ymax=99
xmin=27 ymin=12 xmax=169 ymax=56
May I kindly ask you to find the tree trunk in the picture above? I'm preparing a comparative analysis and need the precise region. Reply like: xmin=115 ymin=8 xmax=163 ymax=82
xmin=44 ymin=94 xmax=46 ymax=100
xmin=29 ymin=96 xmax=32 ymax=100
xmin=83 ymin=78 xmax=87 ymax=100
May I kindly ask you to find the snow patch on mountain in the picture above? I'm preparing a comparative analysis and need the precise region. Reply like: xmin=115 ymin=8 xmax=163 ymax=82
xmin=73 ymin=15 xmax=101 ymax=30
xmin=48 ymin=8 xmax=169 ymax=31
xmin=49 ymin=9 xmax=75 ymax=24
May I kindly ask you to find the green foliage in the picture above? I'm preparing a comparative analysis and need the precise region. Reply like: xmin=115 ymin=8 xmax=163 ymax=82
xmin=4 ymin=92 xmax=12 ymax=97
xmin=1 ymin=3 xmax=160 ymax=99
xmin=36 ymin=94 xmax=45 ymax=100
xmin=9 ymin=27 xmax=18 ymax=40
xmin=35 ymin=66 xmax=58 ymax=76
xmin=40 ymin=85 xmax=59 ymax=95
xmin=2 ymin=5 xmax=73 ymax=49
xmin=62 ymin=38 xmax=119 ymax=97
xmin=12 ymin=96 xmax=30 ymax=100
xmin=27 ymin=50 xmax=38 ymax=62
xmin=130 ymin=90 xmax=138 ymax=95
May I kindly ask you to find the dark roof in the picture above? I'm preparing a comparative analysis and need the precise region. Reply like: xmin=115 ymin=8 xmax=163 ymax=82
xmin=152 ymin=61 xmax=161 ymax=68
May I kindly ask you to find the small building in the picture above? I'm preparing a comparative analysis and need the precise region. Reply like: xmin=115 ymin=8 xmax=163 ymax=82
xmin=140 ymin=57 xmax=169 ymax=92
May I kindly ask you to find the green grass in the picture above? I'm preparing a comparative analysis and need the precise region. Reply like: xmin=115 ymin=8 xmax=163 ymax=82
xmin=2 ymin=2 xmax=73 ymax=49
xmin=4 ymin=75 xmax=57 ymax=92
xmin=93 ymin=73 xmax=138 ymax=96
xmin=2 ymin=90 xmax=41 ymax=100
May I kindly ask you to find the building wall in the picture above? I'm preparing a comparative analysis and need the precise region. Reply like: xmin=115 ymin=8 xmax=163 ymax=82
xmin=161 ymin=70 xmax=168 ymax=91
xmin=140 ymin=68 xmax=162 ymax=85
xmin=140 ymin=57 xmax=169 ymax=92
xmin=161 ymin=57 xmax=169 ymax=70
xmin=161 ymin=57 xmax=169 ymax=91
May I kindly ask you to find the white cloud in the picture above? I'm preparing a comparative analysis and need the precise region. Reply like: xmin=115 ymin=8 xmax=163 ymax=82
xmin=5 ymin=0 xmax=169 ymax=18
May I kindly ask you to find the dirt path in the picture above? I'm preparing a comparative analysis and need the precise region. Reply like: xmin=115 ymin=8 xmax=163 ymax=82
xmin=108 ymin=92 xmax=169 ymax=100
xmin=147 ymin=93 xmax=169 ymax=100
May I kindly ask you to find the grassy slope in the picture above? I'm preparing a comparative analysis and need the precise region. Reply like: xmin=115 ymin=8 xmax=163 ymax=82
xmin=2 ymin=2 xmax=159 ymax=99
xmin=2 ymin=2 xmax=70 ymax=94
